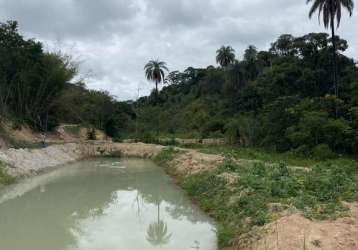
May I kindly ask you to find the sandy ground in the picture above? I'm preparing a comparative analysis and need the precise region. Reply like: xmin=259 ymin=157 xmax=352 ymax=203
xmin=233 ymin=203 xmax=358 ymax=250
xmin=169 ymin=149 xmax=224 ymax=175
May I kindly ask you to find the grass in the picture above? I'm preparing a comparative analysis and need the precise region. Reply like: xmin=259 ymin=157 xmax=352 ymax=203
xmin=0 ymin=161 xmax=15 ymax=186
xmin=181 ymin=159 xmax=357 ymax=247
xmin=63 ymin=125 xmax=81 ymax=136
xmin=152 ymin=146 xmax=181 ymax=164
xmin=153 ymin=146 xmax=358 ymax=249
xmin=182 ymin=144 xmax=358 ymax=171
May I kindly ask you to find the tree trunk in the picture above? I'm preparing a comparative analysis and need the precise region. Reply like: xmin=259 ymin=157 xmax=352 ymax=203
xmin=330 ymin=1 xmax=339 ymax=118
xmin=155 ymin=80 xmax=158 ymax=96
xmin=330 ymin=4 xmax=338 ymax=98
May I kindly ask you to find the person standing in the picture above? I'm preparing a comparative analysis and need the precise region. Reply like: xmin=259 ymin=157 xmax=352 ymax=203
xmin=40 ymin=130 xmax=46 ymax=148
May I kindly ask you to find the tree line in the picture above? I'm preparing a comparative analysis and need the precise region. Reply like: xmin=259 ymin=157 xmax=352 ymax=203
xmin=133 ymin=0 xmax=357 ymax=158
xmin=0 ymin=21 xmax=133 ymax=137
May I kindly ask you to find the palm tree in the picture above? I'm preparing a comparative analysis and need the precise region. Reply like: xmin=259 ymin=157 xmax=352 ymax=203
xmin=146 ymin=220 xmax=172 ymax=247
xmin=216 ymin=46 xmax=236 ymax=68
xmin=144 ymin=60 xmax=169 ymax=95
xmin=146 ymin=201 xmax=172 ymax=248
xmin=307 ymin=0 xmax=354 ymax=97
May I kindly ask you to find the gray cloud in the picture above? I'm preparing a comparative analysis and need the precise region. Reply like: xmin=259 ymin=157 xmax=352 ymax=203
xmin=0 ymin=0 xmax=357 ymax=100
xmin=0 ymin=0 xmax=140 ymax=38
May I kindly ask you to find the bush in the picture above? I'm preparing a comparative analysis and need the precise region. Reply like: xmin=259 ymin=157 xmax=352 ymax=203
xmin=224 ymin=119 xmax=240 ymax=145
xmin=152 ymin=147 xmax=180 ymax=164
xmin=312 ymin=144 xmax=335 ymax=160
xmin=137 ymin=132 xmax=158 ymax=144
xmin=108 ymin=150 xmax=122 ymax=158
xmin=0 ymin=162 xmax=15 ymax=185
xmin=218 ymin=157 xmax=240 ymax=172
xmin=291 ymin=144 xmax=311 ymax=157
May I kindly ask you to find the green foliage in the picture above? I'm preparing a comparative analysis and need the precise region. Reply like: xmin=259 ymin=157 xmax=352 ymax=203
xmin=152 ymin=147 xmax=180 ymax=165
xmin=0 ymin=21 xmax=134 ymax=137
xmin=0 ymin=21 xmax=77 ymax=130
xmin=130 ymin=32 xmax=358 ymax=157
xmin=218 ymin=157 xmax=240 ymax=172
xmin=144 ymin=60 xmax=169 ymax=94
xmin=177 ymin=157 xmax=358 ymax=248
xmin=216 ymin=46 xmax=236 ymax=67
xmin=108 ymin=150 xmax=123 ymax=158
xmin=63 ymin=125 xmax=81 ymax=136
xmin=311 ymin=239 xmax=321 ymax=248
xmin=0 ymin=161 xmax=15 ymax=186
xmin=311 ymin=144 xmax=335 ymax=160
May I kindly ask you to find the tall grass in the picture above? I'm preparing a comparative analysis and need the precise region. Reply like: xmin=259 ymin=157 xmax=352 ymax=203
xmin=183 ymin=144 xmax=358 ymax=171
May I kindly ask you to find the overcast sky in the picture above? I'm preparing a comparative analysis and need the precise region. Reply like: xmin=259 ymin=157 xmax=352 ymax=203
xmin=0 ymin=0 xmax=357 ymax=101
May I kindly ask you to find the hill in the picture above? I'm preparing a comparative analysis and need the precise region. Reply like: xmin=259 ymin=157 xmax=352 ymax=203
xmin=127 ymin=33 xmax=358 ymax=159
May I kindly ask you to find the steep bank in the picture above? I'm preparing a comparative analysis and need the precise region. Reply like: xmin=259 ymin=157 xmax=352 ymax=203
xmin=0 ymin=142 xmax=165 ymax=177
xmin=0 ymin=143 xmax=83 ymax=176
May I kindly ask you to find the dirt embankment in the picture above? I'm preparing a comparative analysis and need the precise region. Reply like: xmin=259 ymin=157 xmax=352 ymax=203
xmin=168 ymin=149 xmax=224 ymax=175
xmin=0 ymin=122 xmax=109 ymax=150
xmin=243 ymin=202 xmax=358 ymax=250
xmin=0 ymin=142 xmax=166 ymax=177
xmin=0 ymin=143 xmax=83 ymax=176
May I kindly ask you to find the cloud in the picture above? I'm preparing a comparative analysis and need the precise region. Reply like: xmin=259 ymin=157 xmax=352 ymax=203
xmin=0 ymin=0 xmax=357 ymax=100
xmin=0 ymin=0 xmax=140 ymax=39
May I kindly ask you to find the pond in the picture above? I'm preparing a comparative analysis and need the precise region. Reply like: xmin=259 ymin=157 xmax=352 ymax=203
xmin=0 ymin=158 xmax=217 ymax=250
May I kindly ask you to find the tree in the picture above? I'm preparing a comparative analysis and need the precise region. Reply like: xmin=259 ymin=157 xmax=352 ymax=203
xmin=244 ymin=45 xmax=259 ymax=80
xmin=144 ymin=60 xmax=169 ymax=96
xmin=307 ymin=0 xmax=354 ymax=97
xmin=0 ymin=21 xmax=77 ymax=130
xmin=244 ymin=45 xmax=258 ymax=62
xmin=216 ymin=46 xmax=235 ymax=68
xmin=270 ymin=34 xmax=297 ymax=56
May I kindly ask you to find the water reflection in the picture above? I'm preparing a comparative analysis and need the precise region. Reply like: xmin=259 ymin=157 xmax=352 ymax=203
xmin=0 ymin=158 xmax=217 ymax=250
xmin=146 ymin=202 xmax=172 ymax=247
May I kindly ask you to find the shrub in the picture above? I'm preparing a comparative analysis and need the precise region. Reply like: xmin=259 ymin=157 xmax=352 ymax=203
xmin=138 ymin=132 xmax=158 ymax=144
xmin=152 ymin=147 xmax=180 ymax=164
xmin=291 ymin=144 xmax=311 ymax=157
xmin=312 ymin=144 xmax=334 ymax=160
xmin=108 ymin=150 xmax=122 ymax=158
xmin=218 ymin=157 xmax=240 ymax=172
xmin=0 ymin=161 xmax=15 ymax=185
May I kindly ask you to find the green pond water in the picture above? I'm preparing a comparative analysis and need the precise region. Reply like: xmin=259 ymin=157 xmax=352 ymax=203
xmin=0 ymin=158 xmax=217 ymax=250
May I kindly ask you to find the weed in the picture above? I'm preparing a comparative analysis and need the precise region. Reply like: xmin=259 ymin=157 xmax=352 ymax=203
xmin=63 ymin=125 xmax=81 ymax=136
xmin=155 ymin=146 xmax=358 ymax=248
xmin=178 ymin=160 xmax=357 ymax=248
xmin=311 ymin=239 xmax=321 ymax=248
xmin=218 ymin=157 xmax=240 ymax=172
xmin=108 ymin=150 xmax=122 ymax=158
xmin=152 ymin=147 xmax=180 ymax=164
xmin=0 ymin=161 xmax=15 ymax=186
